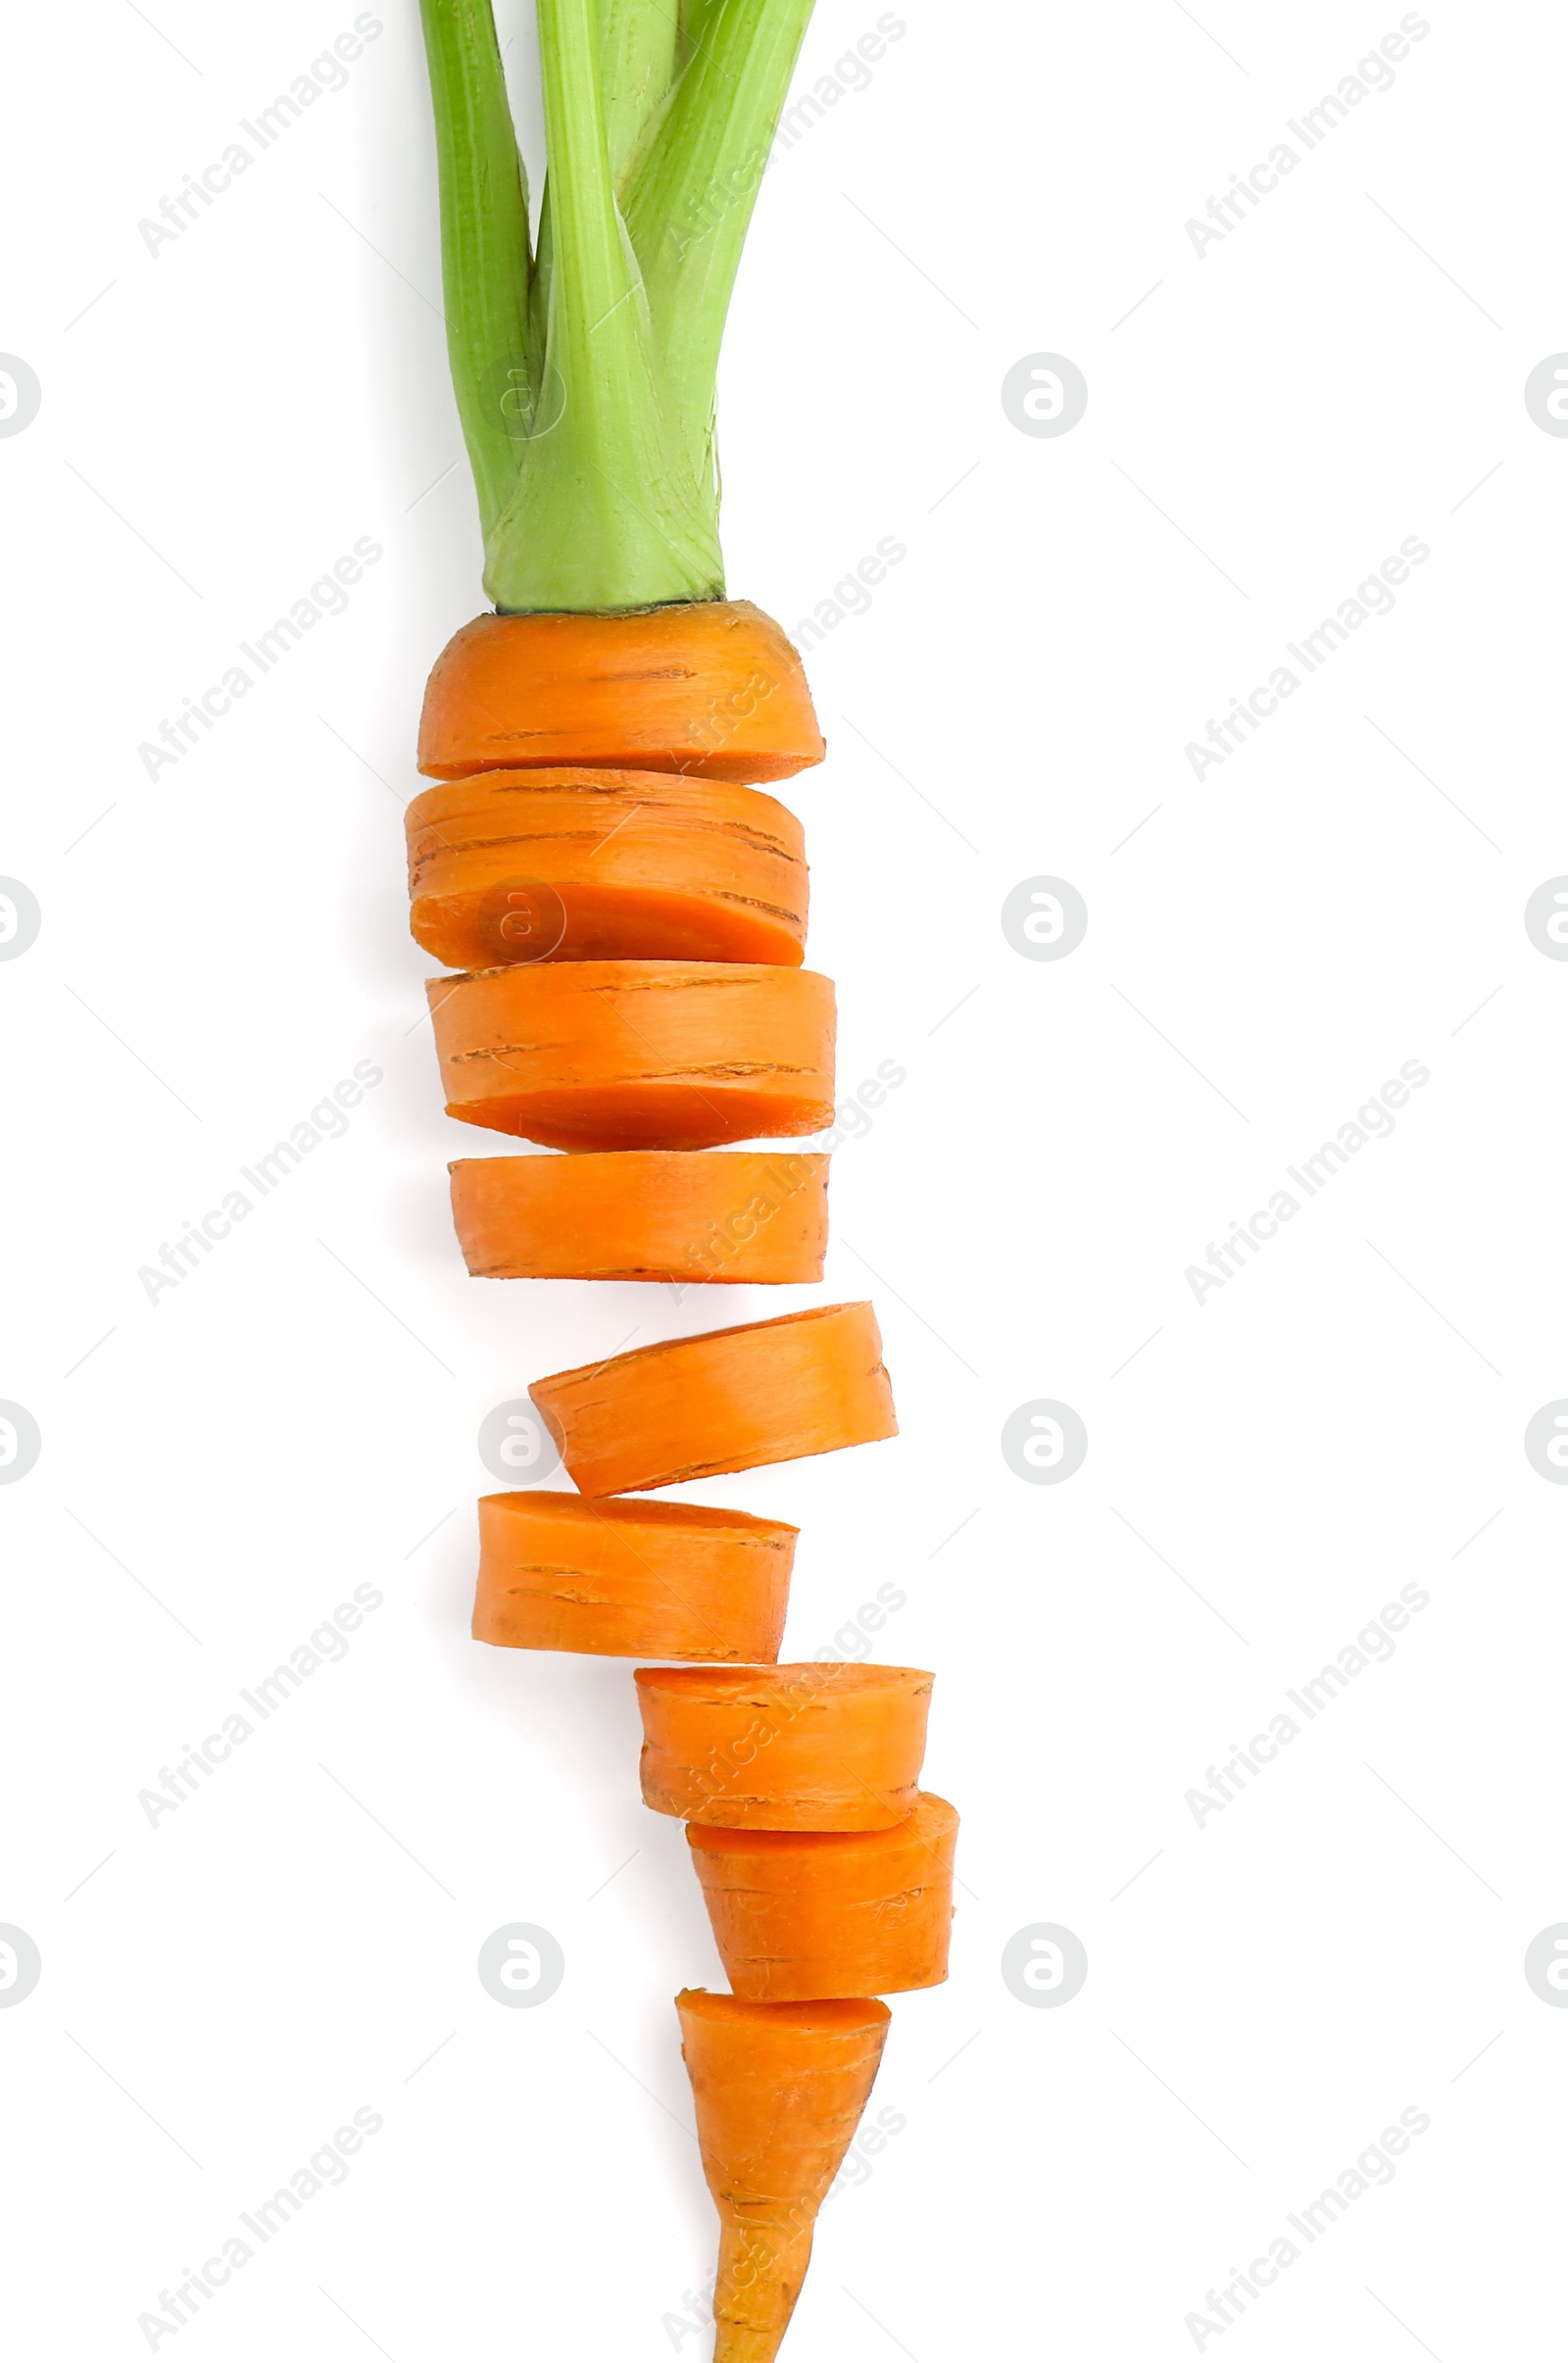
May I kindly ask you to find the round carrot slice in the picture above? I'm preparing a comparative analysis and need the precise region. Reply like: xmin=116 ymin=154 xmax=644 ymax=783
xmin=427 ymin=960 xmax=835 ymax=1149
xmin=450 ymin=1152 xmax=829 ymax=1283
xmin=634 ymin=1662 xmax=932 ymax=1829
xmin=529 ymin=1301 xmax=894 ymax=1496
xmin=417 ymin=602 xmax=825 ymax=782
xmin=687 ymin=1795 xmax=959 ymax=1998
xmin=406 ymin=768 xmax=808 ymax=969
xmin=474 ymin=1492 xmax=796 ymax=1662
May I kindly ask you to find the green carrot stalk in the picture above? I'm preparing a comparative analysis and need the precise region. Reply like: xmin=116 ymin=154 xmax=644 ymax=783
xmin=417 ymin=0 xmax=818 ymax=615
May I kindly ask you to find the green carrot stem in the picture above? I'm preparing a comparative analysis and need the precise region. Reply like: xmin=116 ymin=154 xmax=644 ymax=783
xmin=416 ymin=0 xmax=533 ymax=539
xmin=484 ymin=0 xmax=721 ymax=612
xmin=418 ymin=0 xmax=820 ymax=614
xmin=597 ymin=0 xmax=679 ymax=179
xmin=623 ymin=0 xmax=817 ymax=481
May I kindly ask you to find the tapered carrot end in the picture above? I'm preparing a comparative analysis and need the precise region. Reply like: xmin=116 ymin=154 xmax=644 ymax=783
xmin=677 ymin=1991 xmax=891 ymax=2363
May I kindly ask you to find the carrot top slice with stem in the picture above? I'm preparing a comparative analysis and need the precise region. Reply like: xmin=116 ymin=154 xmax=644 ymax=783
xmin=415 ymin=605 xmax=825 ymax=783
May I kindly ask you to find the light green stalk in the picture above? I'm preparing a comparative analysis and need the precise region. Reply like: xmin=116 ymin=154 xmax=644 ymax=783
xmin=417 ymin=0 xmax=818 ymax=613
xmin=623 ymin=0 xmax=816 ymax=482
xmin=417 ymin=0 xmax=533 ymax=540
xmin=597 ymin=0 xmax=679 ymax=175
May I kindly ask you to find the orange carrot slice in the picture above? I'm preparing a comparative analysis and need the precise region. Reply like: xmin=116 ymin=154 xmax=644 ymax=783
xmin=406 ymin=769 xmax=808 ymax=969
xmin=473 ymin=1492 xmax=796 ymax=1662
xmin=676 ymin=1989 xmax=890 ymax=2363
xmin=450 ymin=1151 xmax=829 ymax=1283
xmin=688 ymin=1794 xmax=958 ymax=1998
xmin=634 ymin=1663 xmax=932 ymax=1829
xmin=529 ymin=1301 xmax=894 ymax=1496
xmin=417 ymin=603 xmax=825 ymax=783
xmin=427 ymin=960 xmax=835 ymax=1149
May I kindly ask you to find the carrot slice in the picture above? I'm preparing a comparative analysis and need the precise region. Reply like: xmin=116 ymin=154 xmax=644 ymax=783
xmin=427 ymin=960 xmax=835 ymax=1149
xmin=473 ymin=1492 xmax=795 ymax=1662
xmin=406 ymin=768 xmax=808 ymax=970
xmin=688 ymin=1794 xmax=958 ymax=1999
xmin=676 ymin=1989 xmax=890 ymax=2363
xmin=530 ymin=1301 xmax=893 ymax=1496
xmin=634 ymin=1662 xmax=932 ymax=1829
xmin=450 ymin=1151 xmax=829 ymax=1283
xmin=417 ymin=603 xmax=825 ymax=783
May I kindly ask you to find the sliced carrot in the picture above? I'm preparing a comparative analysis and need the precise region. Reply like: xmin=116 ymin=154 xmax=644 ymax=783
xmin=529 ymin=1301 xmax=894 ymax=1496
xmin=677 ymin=1989 xmax=890 ymax=2363
xmin=406 ymin=768 xmax=808 ymax=970
xmin=450 ymin=1151 xmax=829 ymax=1283
xmin=427 ymin=960 xmax=835 ymax=1149
xmin=634 ymin=1663 xmax=932 ymax=1830
xmin=688 ymin=1794 xmax=958 ymax=1999
xmin=473 ymin=1492 xmax=795 ymax=1662
xmin=417 ymin=603 xmax=825 ymax=783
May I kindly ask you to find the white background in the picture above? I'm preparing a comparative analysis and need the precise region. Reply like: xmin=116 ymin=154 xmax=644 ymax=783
xmin=2 ymin=2 xmax=1564 ymax=2356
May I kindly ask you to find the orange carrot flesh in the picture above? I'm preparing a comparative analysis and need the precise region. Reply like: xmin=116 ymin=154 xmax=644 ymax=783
xmin=529 ymin=1301 xmax=894 ymax=1496
xmin=473 ymin=1491 xmax=795 ymax=1662
xmin=635 ymin=1662 xmax=932 ymax=1829
xmin=427 ymin=960 xmax=835 ymax=1149
xmin=416 ymin=603 xmax=826 ymax=783
xmin=449 ymin=1151 xmax=828 ymax=1283
xmin=406 ymin=768 xmax=808 ymax=970
xmin=676 ymin=1990 xmax=890 ymax=2363
xmin=687 ymin=1793 xmax=958 ymax=1999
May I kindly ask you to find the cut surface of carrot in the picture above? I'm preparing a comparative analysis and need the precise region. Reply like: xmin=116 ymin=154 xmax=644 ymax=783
xmin=530 ymin=1300 xmax=894 ymax=1495
xmin=427 ymin=960 xmax=835 ymax=1149
xmin=451 ymin=1151 xmax=829 ymax=1283
xmin=406 ymin=768 xmax=808 ymax=969
xmin=635 ymin=1662 xmax=932 ymax=1829
xmin=417 ymin=604 xmax=826 ymax=783
xmin=677 ymin=1989 xmax=890 ymax=2363
xmin=688 ymin=1793 xmax=958 ymax=1998
xmin=473 ymin=1491 xmax=795 ymax=1662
